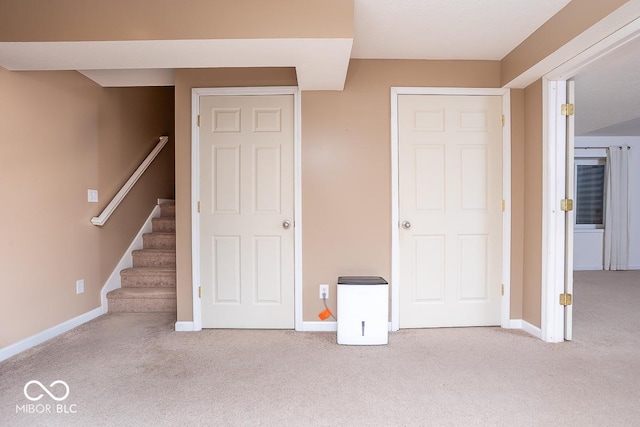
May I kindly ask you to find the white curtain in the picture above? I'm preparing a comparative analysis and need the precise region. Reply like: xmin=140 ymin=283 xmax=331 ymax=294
xmin=603 ymin=146 xmax=630 ymax=270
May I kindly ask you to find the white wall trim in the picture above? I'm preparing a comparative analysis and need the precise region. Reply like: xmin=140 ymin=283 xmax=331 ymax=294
xmin=190 ymin=86 xmax=302 ymax=332
xmin=521 ymin=320 xmax=543 ymax=339
xmin=174 ymin=321 xmax=195 ymax=332
xmin=191 ymin=90 xmax=202 ymax=332
xmin=501 ymin=90 xmax=513 ymax=329
xmin=540 ymin=80 xmax=567 ymax=343
xmin=390 ymin=87 xmax=512 ymax=332
xmin=508 ymin=319 xmax=523 ymax=329
xmin=100 ymin=204 xmax=160 ymax=312
xmin=0 ymin=307 xmax=103 ymax=363
xmin=545 ymin=16 xmax=640 ymax=82
xmin=302 ymin=321 xmax=337 ymax=332
xmin=507 ymin=319 xmax=542 ymax=339
xmin=505 ymin=5 xmax=640 ymax=88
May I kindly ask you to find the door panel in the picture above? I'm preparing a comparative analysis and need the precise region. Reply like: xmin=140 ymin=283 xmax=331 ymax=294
xmin=399 ymin=95 xmax=502 ymax=328
xmin=200 ymin=95 xmax=294 ymax=329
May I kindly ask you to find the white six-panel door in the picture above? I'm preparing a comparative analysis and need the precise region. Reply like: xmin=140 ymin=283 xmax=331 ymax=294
xmin=199 ymin=95 xmax=294 ymax=328
xmin=398 ymin=95 xmax=503 ymax=328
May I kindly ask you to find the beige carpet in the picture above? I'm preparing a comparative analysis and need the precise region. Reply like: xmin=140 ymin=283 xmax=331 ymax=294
xmin=1 ymin=271 xmax=639 ymax=426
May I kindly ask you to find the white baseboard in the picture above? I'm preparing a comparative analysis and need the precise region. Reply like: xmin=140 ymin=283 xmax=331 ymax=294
xmin=0 ymin=307 xmax=103 ymax=363
xmin=302 ymin=321 xmax=337 ymax=332
xmin=100 ymin=205 xmax=161 ymax=312
xmin=574 ymin=265 xmax=604 ymax=271
xmin=175 ymin=321 xmax=195 ymax=332
xmin=521 ymin=320 xmax=542 ymax=339
xmin=508 ymin=319 xmax=523 ymax=329
xmin=507 ymin=319 xmax=542 ymax=339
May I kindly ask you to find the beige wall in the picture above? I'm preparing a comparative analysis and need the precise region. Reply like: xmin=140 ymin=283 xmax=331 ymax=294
xmin=0 ymin=67 xmax=174 ymax=348
xmin=510 ymin=89 xmax=525 ymax=319
xmin=501 ymin=0 xmax=629 ymax=86
xmin=174 ymin=60 xmax=513 ymax=323
xmin=301 ymin=59 xmax=501 ymax=320
xmin=522 ymin=80 xmax=544 ymax=327
xmin=0 ymin=0 xmax=352 ymax=42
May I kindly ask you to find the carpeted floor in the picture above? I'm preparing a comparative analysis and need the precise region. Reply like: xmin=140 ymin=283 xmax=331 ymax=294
xmin=1 ymin=271 xmax=639 ymax=426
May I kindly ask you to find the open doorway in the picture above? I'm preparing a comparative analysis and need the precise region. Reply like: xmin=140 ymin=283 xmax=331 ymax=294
xmin=570 ymin=35 xmax=640 ymax=343
xmin=542 ymin=21 xmax=640 ymax=343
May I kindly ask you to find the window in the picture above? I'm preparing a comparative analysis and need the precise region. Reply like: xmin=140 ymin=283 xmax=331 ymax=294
xmin=574 ymin=157 xmax=606 ymax=228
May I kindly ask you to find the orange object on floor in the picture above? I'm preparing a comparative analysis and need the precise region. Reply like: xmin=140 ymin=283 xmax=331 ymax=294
xmin=318 ymin=308 xmax=332 ymax=321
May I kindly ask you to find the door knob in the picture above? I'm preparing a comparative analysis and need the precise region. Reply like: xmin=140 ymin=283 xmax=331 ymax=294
xmin=401 ymin=220 xmax=412 ymax=229
xmin=283 ymin=220 xmax=292 ymax=229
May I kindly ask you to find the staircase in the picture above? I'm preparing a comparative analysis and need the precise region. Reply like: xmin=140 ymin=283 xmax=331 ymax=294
xmin=107 ymin=202 xmax=177 ymax=313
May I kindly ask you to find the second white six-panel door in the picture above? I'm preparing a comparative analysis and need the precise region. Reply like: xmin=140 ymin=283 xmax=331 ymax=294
xmin=398 ymin=94 xmax=503 ymax=328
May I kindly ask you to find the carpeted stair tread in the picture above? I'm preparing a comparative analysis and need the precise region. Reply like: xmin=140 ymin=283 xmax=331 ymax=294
xmin=152 ymin=217 xmax=175 ymax=233
xmin=142 ymin=232 xmax=176 ymax=249
xmin=121 ymin=267 xmax=176 ymax=275
xmin=120 ymin=267 xmax=176 ymax=288
xmin=108 ymin=287 xmax=176 ymax=299
xmin=132 ymin=249 xmax=176 ymax=268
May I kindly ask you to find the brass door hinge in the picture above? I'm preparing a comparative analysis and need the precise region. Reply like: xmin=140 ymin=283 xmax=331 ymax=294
xmin=198 ymin=286 xmax=202 ymax=298
xmin=561 ymin=103 xmax=575 ymax=116
xmin=559 ymin=293 xmax=572 ymax=306
xmin=501 ymin=284 xmax=504 ymax=296
xmin=501 ymin=200 xmax=506 ymax=212
xmin=560 ymin=199 xmax=574 ymax=212
xmin=197 ymin=115 xmax=201 ymax=127
xmin=501 ymin=115 xmax=505 ymax=127
xmin=197 ymin=201 xmax=201 ymax=213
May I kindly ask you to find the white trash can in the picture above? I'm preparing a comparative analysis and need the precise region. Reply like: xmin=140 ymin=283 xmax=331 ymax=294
xmin=337 ymin=276 xmax=389 ymax=345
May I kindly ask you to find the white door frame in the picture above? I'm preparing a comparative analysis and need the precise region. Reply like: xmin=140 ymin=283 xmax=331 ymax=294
xmin=541 ymin=80 xmax=568 ymax=343
xmin=390 ymin=87 xmax=512 ymax=331
xmin=540 ymin=18 xmax=640 ymax=342
xmin=190 ymin=86 xmax=303 ymax=332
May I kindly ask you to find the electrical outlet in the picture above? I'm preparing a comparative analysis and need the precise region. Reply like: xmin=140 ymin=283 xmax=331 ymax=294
xmin=76 ymin=279 xmax=85 ymax=294
xmin=319 ymin=284 xmax=329 ymax=299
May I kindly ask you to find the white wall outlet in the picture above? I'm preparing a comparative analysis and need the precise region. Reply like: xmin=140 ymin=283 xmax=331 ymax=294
xmin=76 ymin=279 xmax=85 ymax=294
xmin=88 ymin=189 xmax=98 ymax=203
xmin=319 ymin=284 xmax=329 ymax=299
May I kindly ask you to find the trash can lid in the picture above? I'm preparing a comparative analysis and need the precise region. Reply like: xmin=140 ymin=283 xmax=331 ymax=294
xmin=338 ymin=276 xmax=388 ymax=285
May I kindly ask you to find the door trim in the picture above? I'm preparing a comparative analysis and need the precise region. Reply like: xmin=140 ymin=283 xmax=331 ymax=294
xmin=390 ymin=87 xmax=512 ymax=331
xmin=190 ymin=86 xmax=302 ymax=331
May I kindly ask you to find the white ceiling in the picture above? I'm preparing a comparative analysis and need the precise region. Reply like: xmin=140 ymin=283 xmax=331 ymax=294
xmin=574 ymin=35 xmax=640 ymax=136
xmin=352 ymin=0 xmax=571 ymax=60
xmin=0 ymin=0 xmax=637 ymax=136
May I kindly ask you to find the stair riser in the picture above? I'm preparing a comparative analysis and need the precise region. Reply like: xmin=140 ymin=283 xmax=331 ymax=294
xmin=143 ymin=234 xmax=176 ymax=250
xmin=160 ymin=203 xmax=175 ymax=218
xmin=121 ymin=274 xmax=176 ymax=288
xmin=152 ymin=218 xmax=175 ymax=233
xmin=107 ymin=298 xmax=177 ymax=313
xmin=132 ymin=252 xmax=176 ymax=268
